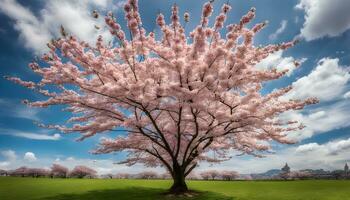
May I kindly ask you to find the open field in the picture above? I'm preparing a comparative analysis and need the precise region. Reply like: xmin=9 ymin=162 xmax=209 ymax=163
xmin=0 ymin=177 xmax=349 ymax=200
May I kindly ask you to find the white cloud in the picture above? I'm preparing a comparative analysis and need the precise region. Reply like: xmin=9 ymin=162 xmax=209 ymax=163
xmin=0 ymin=129 xmax=61 ymax=140
xmin=296 ymin=0 xmax=350 ymax=41
xmin=269 ymin=20 xmax=288 ymax=40
xmin=24 ymin=152 xmax=37 ymax=162
xmin=327 ymin=139 xmax=350 ymax=155
xmin=1 ymin=150 xmax=17 ymax=161
xmin=0 ymin=0 xmax=125 ymax=54
xmin=281 ymin=101 xmax=350 ymax=141
xmin=297 ymin=138 xmax=350 ymax=155
xmin=295 ymin=143 xmax=321 ymax=153
xmin=344 ymin=91 xmax=350 ymax=99
xmin=277 ymin=57 xmax=350 ymax=141
xmin=284 ymin=58 xmax=350 ymax=101
xmin=0 ymin=0 xmax=51 ymax=54
xmin=66 ymin=157 xmax=75 ymax=161
xmin=0 ymin=161 xmax=10 ymax=168
xmin=255 ymin=50 xmax=306 ymax=76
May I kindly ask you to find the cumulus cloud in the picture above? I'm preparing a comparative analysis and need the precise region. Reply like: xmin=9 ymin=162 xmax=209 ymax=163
xmin=281 ymin=101 xmax=350 ymax=141
xmin=0 ymin=150 xmax=17 ymax=169
xmin=344 ymin=91 xmax=350 ymax=99
xmin=66 ymin=157 xmax=75 ymax=161
xmin=269 ymin=20 xmax=288 ymax=40
xmin=0 ymin=0 xmax=125 ymax=54
xmin=295 ymin=143 xmax=321 ymax=153
xmin=24 ymin=152 xmax=37 ymax=162
xmin=284 ymin=58 xmax=350 ymax=101
xmin=296 ymin=0 xmax=350 ymax=41
xmin=0 ymin=128 xmax=61 ymax=140
xmin=1 ymin=150 xmax=17 ymax=161
xmin=0 ymin=0 xmax=51 ymax=54
xmin=277 ymin=57 xmax=350 ymax=141
xmin=0 ymin=161 xmax=10 ymax=168
xmin=255 ymin=50 xmax=306 ymax=76
xmin=297 ymin=138 xmax=350 ymax=155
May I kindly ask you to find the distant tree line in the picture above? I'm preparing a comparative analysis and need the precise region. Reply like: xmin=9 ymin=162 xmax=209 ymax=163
xmin=0 ymin=164 xmax=241 ymax=180
xmin=0 ymin=164 xmax=97 ymax=179
xmin=1 ymin=163 xmax=349 ymax=180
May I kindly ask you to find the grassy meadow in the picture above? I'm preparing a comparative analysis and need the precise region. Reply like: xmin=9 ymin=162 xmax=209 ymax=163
xmin=0 ymin=177 xmax=349 ymax=200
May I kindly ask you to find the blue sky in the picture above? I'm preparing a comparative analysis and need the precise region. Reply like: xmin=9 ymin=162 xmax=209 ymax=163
xmin=0 ymin=0 xmax=349 ymax=175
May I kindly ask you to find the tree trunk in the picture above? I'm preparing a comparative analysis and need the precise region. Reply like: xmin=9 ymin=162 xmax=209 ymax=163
xmin=169 ymin=166 xmax=188 ymax=194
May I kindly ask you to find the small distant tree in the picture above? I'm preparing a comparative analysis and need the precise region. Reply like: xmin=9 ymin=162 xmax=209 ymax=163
xmin=0 ymin=169 xmax=8 ymax=176
xmin=114 ymin=172 xmax=131 ymax=179
xmin=105 ymin=173 xmax=114 ymax=179
xmin=137 ymin=171 xmax=158 ymax=179
xmin=69 ymin=165 xmax=97 ymax=178
xmin=7 ymin=0 xmax=317 ymax=193
xmin=26 ymin=168 xmax=50 ymax=178
xmin=200 ymin=170 xmax=219 ymax=180
xmin=220 ymin=170 xmax=239 ymax=181
xmin=10 ymin=167 xmax=29 ymax=177
xmin=199 ymin=171 xmax=211 ymax=180
xmin=242 ymin=174 xmax=253 ymax=180
xmin=50 ymin=164 xmax=69 ymax=178
xmin=160 ymin=172 xmax=172 ymax=179
xmin=288 ymin=171 xmax=312 ymax=180
xmin=331 ymin=170 xmax=344 ymax=180
xmin=186 ymin=172 xmax=198 ymax=180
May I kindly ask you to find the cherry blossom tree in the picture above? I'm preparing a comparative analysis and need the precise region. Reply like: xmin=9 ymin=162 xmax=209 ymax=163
xmin=220 ymin=170 xmax=239 ymax=181
xmin=26 ymin=168 xmax=50 ymax=178
xmin=69 ymin=165 xmax=97 ymax=178
xmin=50 ymin=164 xmax=69 ymax=178
xmin=136 ymin=171 xmax=159 ymax=179
xmin=7 ymin=0 xmax=317 ymax=193
xmin=9 ymin=167 xmax=49 ymax=177
xmin=114 ymin=172 xmax=131 ymax=179
xmin=0 ymin=169 xmax=8 ymax=176
xmin=186 ymin=172 xmax=199 ymax=180
xmin=160 ymin=172 xmax=172 ymax=179
xmin=10 ymin=167 xmax=29 ymax=177
xmin=200 ymin=170 xmax=219 ymax=180
xmin=288 ymin=171 xmax=312 ymax=180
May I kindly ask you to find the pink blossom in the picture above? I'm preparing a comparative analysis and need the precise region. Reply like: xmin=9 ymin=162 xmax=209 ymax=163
xmin=50 ymin=164 xmax=69 ymax=178
xmin=69 ymin=165 xmax=97 ymax=178
xmin=8 ymin=0 xmax=318 ymax=193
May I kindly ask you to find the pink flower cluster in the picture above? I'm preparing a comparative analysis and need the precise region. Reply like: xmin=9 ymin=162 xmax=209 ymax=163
xmin=8 ymin=1 xmax=317 ymax=180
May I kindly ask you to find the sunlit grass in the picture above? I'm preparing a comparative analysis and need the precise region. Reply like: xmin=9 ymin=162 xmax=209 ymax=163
xmin=0 ymin=177 xmax=349 ymax=200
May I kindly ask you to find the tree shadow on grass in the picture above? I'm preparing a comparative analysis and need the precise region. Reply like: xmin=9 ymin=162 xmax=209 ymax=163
xmin=40 ymin=187 xmax=233 ymax=200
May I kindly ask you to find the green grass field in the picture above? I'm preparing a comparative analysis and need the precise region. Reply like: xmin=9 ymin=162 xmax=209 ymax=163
xmin=0 ymin=177 xmax=349 ymax=200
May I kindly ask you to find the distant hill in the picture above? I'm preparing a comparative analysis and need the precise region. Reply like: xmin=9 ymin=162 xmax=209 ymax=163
xmin=250 ymin=169 xmax=282 ymax=179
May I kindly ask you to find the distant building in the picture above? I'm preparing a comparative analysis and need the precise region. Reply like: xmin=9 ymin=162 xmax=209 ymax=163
xmin=280 ymin=163 xmax=291 ymax=180
xmin=345 ymin=163 xmax=349 ymax=177
xmin=281 ymin=163 xmax=290 ymax=173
